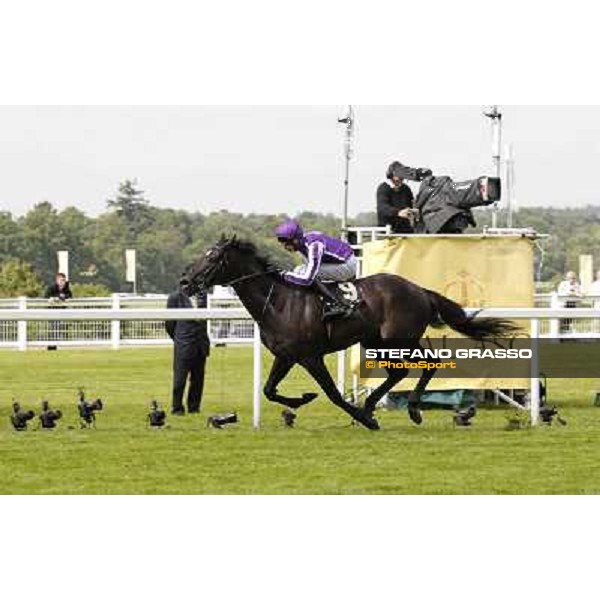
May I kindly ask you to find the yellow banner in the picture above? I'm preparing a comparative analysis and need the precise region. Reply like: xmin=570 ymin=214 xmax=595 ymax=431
xmin=353 ymin=236 xmax=534 ymax=390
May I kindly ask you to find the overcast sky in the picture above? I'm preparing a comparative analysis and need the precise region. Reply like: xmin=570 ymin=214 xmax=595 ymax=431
xmin=1 ymin=106 xmax=599 ymax=218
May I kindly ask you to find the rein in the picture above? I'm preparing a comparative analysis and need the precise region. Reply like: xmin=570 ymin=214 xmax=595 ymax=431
xmin=196 ymin=267 xmax=280 ymax=326
xmin=259 ymin=281 xmax=275 ymax=325
xmin=223 ymin=268 xmax=279 ymax=287
xmin=226 ymin=270 xmax=279 ymax=325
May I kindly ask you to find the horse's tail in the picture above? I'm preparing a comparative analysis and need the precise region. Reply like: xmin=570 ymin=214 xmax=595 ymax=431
xmin=426 ymin=290 xmax=519 ymax=341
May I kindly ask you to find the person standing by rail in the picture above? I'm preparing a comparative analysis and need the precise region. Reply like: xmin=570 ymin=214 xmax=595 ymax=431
xmin=165 ymin=276 xmax=210 ymax=415
xmin=556 ymin=270 xmax=583 ymax=335
xmin=45 ymin=272 xmax=73 ymax=350
xmin=45 ymin=272 xmax=73 ymax=302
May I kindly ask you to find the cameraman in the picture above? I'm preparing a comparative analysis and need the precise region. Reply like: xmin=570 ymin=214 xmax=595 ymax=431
xmin=166 ymin=277 xmax=210 ymax=415
xmin=376 ymin=161 xmax=417 ymax=233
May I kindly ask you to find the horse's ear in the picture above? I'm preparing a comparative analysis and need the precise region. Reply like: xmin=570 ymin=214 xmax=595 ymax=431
xmin=231 ymin=233 xmax=237 ymax=244
xmin=219 ymin=233 xmax=226 ymax=243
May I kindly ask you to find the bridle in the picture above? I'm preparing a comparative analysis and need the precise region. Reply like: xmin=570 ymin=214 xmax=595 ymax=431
xmin=189 ymin=245 xmax=279 ymax=323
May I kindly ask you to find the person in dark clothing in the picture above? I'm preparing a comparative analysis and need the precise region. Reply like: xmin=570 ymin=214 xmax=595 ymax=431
xmin=45 ymin=272 xmax=73 ymax=349
xmin=166 ymin=278 xmax=210 ymax=415
xmin=45 ymin=272 xmax=73 ymax=302
xmin=376 ymin=162 xmax=418 ymax=233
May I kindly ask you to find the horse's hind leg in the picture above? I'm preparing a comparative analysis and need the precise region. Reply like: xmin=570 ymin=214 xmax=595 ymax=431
xmin=407 ymin=366 xmax=438 ymax=425
xmin=363 ymin=369 xmax=409 ymax=418
xmin=301 ymin=357 xmax=379 ymax=431
xmin=263 ymin=355 xmax=318 ymax=410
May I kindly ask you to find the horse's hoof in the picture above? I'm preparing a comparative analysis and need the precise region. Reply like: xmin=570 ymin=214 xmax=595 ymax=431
xmin=408 ymin=405 xmax=423 ymax=425
xmin=281 ymin=409 xmax=296 ymax=428
xmin=364 ymin=416 xmax=380 ymax=431
xmin=302 ymin=393 xmax=318 ymax=402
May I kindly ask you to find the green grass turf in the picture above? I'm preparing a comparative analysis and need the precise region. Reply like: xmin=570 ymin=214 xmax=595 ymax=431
xmin=0 ymin=346 xmax=599 ymax=494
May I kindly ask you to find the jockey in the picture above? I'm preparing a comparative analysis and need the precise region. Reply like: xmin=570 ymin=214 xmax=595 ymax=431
xmin=275 ymin=219 xmax=359 ymax=319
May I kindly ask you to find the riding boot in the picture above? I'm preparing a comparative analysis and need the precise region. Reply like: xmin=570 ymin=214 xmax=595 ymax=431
xmin=312 ymin=279 xmax=358 ymax=320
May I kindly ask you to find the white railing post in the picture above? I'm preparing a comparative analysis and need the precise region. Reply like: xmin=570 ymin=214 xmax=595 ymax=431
xmin=549 ymin=293 xmax=561 ymax=339
xmin=252 ymin=322 xmax=262 ymax=429
xmin=17 ymin=296 xmax=27 ymax=351
xmin=111 ymin=294 xmax=120 ymax=349
xmin=530 ymin=318 xmax=541 ymax=425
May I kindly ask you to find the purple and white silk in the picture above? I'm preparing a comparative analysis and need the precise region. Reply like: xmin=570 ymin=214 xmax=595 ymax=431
xmin=283 ymin=232 xmax=356 ymax=286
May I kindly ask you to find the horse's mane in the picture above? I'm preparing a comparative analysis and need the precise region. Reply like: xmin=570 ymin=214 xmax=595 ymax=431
xmin=228 ymin=238 xmax=277 ymax=271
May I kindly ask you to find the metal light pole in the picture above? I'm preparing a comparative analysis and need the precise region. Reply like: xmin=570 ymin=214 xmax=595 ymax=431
xmin=336 ymin=106 xmax=355 ymax=395
xmin=484 ymin=105 xmax=502 ymax=228
xmin=338 ymin=105 xmax=355 ymax=239
xmin=505 ymin=143 xmax=516 ymax=228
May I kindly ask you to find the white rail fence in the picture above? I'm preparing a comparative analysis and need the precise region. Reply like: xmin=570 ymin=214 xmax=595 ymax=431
xmin=2 ymin=293 xmax=599 ymax=349
xmin=1 ymin=305 xmax=599 ymax=427
xmin=0 ymin=293 xmax=254 ymax=349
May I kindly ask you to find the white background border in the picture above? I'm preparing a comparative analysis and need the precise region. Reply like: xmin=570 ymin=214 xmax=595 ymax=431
xmin=2 ymin=1 xmax=599 ymax=598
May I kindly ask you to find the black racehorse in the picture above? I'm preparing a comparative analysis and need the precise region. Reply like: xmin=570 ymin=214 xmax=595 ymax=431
xmin=187 ymin=236 xmax=517 ymax=430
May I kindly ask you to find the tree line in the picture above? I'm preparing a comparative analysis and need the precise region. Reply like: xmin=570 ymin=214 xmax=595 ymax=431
xmin=1 ymin=180 xmax=599 ymax=296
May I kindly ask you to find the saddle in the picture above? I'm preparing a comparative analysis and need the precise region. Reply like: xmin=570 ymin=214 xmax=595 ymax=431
xmin=314 ymin=280 xmax=360 ymax=320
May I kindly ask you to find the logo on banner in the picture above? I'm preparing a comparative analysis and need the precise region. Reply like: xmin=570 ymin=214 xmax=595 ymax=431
xmin=444 ymin=270 xmax=486 ymax=307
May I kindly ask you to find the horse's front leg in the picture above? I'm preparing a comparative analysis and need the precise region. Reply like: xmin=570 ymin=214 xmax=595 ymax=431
xmin=263 ymin=355 xmax=319 ymax=409
xmin=301 ymin=357 xmax=380 ymax=431
xmin=363 ymin=368 xmax=409 ymax=419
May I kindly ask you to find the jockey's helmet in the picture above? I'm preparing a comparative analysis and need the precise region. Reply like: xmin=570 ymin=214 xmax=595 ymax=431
xmin=275 ymin=219 xmax=303 ymax=242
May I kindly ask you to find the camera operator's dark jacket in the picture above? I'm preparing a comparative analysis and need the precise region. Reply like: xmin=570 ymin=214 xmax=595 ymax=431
xmin=414 ymin=176 xmax=479 ymax=234
xmin=376 ymin=182 xmax=414 ymax=233
xmin=45 ymin=282 xmax=73 ymax=301
xmin=165 ymin=290 xmax=210 ymax=357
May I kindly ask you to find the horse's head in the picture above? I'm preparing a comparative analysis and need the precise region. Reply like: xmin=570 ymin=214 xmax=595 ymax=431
xmin=187 ymin=234 xmax=238 ymax=294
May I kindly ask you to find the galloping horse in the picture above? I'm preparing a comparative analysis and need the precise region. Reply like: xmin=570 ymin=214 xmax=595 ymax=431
xmin=187 ymin=236 xmax=517 ymax=430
